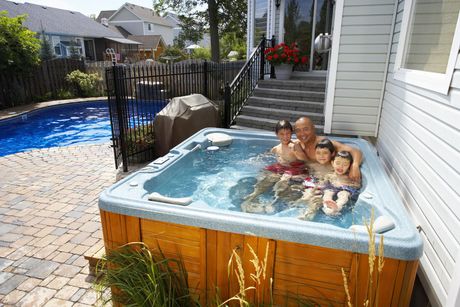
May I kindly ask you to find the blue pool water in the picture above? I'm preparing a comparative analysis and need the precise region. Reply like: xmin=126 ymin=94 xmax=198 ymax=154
xmin=0 ymin=101 xmax=111 ymax=157
xmin=145 ymin=140 xmax=370 ymax=229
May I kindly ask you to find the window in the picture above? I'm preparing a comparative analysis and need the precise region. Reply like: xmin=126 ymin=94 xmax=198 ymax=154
xmin=148 ymin=23 xmax=152 ymax=31
xmin=253 ymin=0 xmax=268 ymax=47
xmin=394 ymin=0 xmax=460 ymax=95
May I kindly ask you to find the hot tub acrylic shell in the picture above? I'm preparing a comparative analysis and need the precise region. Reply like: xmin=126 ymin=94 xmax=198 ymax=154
xmin=99 ymin=128 xmax=423 ymax=306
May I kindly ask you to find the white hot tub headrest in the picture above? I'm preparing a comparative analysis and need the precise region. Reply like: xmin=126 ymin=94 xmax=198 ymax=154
xmin=207 ymin=132 xmax=233 ymax=147
xmin=349 ymin=215 xmax=395 ymax=234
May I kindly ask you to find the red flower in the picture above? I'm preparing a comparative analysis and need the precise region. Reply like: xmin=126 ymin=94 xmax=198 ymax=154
xmin=301 ymin=56 xmax=308 ymax=64
xmin=265 ymin=42 xmax=308 ymax=66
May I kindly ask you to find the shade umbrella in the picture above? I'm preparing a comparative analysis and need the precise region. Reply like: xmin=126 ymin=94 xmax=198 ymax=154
xmin=186 ymin=44 xmax=201 ymax=50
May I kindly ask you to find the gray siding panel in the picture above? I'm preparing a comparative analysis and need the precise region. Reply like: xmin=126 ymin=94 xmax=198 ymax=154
xmin=377 ymin=0 xmax=460 ymax=305
xmin=331 ymin=0 xmax=396 ymax=136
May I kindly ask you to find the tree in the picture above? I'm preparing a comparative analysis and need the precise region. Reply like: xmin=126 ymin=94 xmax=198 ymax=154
xmin=154 ymin=0 xmax=247 ymax=62
xmin=0 ymin=11 xmax=40 ymax=73
xmin=40 ymin=31 xmax=54 ymax=61
xmin=173 ymin=15 xmax=204 ymax=49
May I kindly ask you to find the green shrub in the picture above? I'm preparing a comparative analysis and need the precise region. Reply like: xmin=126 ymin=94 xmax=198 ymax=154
xmin=65 ymin=70 xmax=101 ymax=97
xmin=191 ymin=47 xmax=211 ymax=60
xmin=95 ymin=242 xmax=197 ymax=306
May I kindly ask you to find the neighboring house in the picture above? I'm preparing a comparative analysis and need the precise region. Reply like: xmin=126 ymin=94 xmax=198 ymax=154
xmin=164 ymin=11 xmax=211 ymax=49
xmin=0 ymin=0 xmax=141 ymax=62
xmin=247 ymin=0 xmax=460 ymax=306
xmin=105 ymin=3 xmax=175 ymax=45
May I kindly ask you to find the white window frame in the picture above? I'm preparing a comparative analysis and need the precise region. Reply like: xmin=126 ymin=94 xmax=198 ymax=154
xmin=393 ymin=0 xmax=460 ymax=95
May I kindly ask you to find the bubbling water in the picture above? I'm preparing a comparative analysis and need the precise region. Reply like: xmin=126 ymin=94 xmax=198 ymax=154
xmin=149 ymin=140 xmax=372 ymax=228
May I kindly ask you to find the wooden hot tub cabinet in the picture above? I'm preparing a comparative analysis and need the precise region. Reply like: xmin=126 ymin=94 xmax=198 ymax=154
xmin=100 ymin=210 xmax=418 ymax=307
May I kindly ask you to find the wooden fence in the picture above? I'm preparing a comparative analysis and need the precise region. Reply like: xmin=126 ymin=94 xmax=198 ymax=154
xmin=0 ymin=58 xmax=84 ymax=110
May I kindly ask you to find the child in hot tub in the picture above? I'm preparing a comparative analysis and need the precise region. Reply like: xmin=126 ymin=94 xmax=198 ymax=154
xmin=321 ymin=151 xmax=361 ymax=216
xmin=294 ymin=138 xmax=335 ymax=219
xmin=241 ymin=120 xmax=307 ymax=213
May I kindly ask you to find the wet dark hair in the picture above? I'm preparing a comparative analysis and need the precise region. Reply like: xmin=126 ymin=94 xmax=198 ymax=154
xmin=334 ymin=150 xmax=353 ymax=163
xmin=275 ymin=120 xmax=293 ymax=133
xmin=315 ymin=138 xmax=335 ymax=154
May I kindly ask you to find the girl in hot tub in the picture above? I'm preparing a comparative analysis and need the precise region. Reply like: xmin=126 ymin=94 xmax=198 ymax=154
xmin=321 ymin=151 xmax=361 ymax=216
xmin=241 ymin=120 xmax=307 ymax=214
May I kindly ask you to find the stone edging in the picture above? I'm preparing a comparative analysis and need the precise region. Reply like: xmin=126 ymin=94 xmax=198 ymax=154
xmin=0 ymin=97 xmax=108 ymax=121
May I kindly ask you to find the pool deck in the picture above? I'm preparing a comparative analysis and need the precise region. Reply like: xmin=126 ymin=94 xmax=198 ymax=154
xmin=0 ymin=143 xmax=140 ymax=306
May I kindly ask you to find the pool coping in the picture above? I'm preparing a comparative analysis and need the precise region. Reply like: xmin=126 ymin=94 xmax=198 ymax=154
xmin=0 ymin=97 xmax=107 ymax=121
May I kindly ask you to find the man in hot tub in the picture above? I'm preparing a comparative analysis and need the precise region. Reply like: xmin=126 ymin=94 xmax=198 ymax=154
xmin=294 ymin=117 xmax=362 ymax=183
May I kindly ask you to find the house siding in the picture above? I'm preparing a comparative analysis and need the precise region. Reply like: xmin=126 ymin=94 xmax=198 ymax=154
xmin=111 ymin=8 xmax=139 ymax=21
xmin=330 ymin=0 xmax=396 ymax=136
xmin=153 ymin=24 xmax=174 ymax=46
xmin=377 ymin=0 xmax=460 ymax=306
xmin=110 ymin=21 xmax=144 ymax=36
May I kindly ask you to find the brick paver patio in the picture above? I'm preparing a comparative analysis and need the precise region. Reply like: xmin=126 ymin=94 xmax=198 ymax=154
xmin=0 ymin=143 xmax=128 ymax=306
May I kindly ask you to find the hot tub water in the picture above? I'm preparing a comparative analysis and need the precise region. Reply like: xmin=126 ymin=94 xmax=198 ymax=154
xmin=144 ymin=140 xmax=373 ymax=228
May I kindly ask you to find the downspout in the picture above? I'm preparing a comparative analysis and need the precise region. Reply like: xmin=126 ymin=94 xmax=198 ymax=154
xmin=374 ymin=0 xmax=399 ymax=137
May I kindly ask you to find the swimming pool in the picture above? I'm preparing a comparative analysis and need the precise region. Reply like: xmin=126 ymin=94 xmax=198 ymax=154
xmin=99 ymin=128 xmax=423 ymax=306
xmin=0 ymin=101 xmax=111 ymax=157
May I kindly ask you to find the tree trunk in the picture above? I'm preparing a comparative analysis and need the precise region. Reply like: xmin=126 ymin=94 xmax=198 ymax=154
xmin=208 ymin=0 xmax=220 ymax=62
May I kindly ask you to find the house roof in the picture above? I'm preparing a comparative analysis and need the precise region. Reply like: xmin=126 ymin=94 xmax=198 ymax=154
xmin=111 ymin=2 xmax=174 ymax=28
xmin=127 ymin=35 xmax=165 ymax=50
xmin=96 ymin=10 xmax=116 ymax=23
xmin=0 ymin=0 xmax=124 ymax=38
xmin=108 ymin=25 xmax=132 ymax=38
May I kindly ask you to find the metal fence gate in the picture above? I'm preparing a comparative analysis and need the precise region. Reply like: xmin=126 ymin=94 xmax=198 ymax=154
xmin=106 ymin=60 xmax=245 ymax=172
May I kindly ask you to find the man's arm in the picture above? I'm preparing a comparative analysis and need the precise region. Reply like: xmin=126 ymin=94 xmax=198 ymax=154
xmin=331 ymin=140 xmax=362 ymax=182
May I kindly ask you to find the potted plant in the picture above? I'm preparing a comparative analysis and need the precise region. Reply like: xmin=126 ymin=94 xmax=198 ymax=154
xmin=264 ymin=43 xmax=308 ymax=80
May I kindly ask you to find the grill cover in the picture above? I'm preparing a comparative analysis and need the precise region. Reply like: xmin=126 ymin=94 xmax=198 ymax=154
xmin=154 ymin=94 xmax=219 ymax=156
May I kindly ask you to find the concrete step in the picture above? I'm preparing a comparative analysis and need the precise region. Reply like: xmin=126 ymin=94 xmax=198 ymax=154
xmin=234 ymin=115 xmax=324 ymax=132
xmin=258 ymin=79 xmax=326 ymax=91
xmin=253 ymin=88 xmax=325 ymax=102
xmin=240 ymin=105 xmax=324 ymax=124
xmin=247 ymin=96 xmax=324 ymax=113
xmin=290 ymin=72 xmax=327 ymax=81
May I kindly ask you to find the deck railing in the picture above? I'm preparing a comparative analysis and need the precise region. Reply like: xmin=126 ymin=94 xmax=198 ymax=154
xmin=223 ymin=36 xmax=274 ymax=127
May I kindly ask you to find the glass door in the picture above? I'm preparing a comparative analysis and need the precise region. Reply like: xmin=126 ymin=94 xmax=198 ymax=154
xmin=283 ymin=0 xmax=333 ymax=71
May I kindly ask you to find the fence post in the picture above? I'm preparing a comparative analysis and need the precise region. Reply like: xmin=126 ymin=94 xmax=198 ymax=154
xmin=224 ymin=82 xmax=231 ymax=128
xmin=270 ymin=35 xmax=276 ymax=79
xmin=112 ymin=64 xmax=129 ymax=172
xmin=203 ymin=60 xmax=208 ymax=97
xmin=260 ymin=35 xmax=266 ymax=80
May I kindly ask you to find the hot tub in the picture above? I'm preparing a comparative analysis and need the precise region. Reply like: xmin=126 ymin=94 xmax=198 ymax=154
xmin=99 ymin=128 xmax=422 ymax=306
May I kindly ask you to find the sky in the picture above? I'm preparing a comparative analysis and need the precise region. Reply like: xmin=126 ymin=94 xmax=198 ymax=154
xmin=14 ymin=0 xmax=157 ymax=17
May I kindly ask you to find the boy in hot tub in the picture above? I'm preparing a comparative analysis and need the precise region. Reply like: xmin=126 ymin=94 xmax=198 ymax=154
xmin=241 ymin=120 xmax=307 ymax=213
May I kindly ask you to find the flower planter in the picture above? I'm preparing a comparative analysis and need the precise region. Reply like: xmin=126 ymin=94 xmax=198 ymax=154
xmin=275 ymin=64 xmax=293 ymax=80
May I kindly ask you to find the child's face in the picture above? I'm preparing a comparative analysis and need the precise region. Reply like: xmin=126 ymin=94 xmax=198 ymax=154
xmin=332 ymin=156 xmax=351 ymax=175
xmin=315 ymin=147 xmax=333 ymax=165
xmin=276 ymin=128 xmax=292 ymax=145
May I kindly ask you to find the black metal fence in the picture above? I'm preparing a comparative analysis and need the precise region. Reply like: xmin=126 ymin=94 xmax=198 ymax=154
xmin=106 ymin=60 xmax=245 ymax=171
xmin=223 ymin=36 xmax=273 ymax=127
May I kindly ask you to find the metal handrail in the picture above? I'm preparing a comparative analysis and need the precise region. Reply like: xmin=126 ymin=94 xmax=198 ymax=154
xmin=224 ymin=36 xmax=274 ymax=127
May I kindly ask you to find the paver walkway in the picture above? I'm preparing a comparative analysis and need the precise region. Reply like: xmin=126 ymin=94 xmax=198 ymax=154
xmin=0 ymin=144 xmax=130 ymax=306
